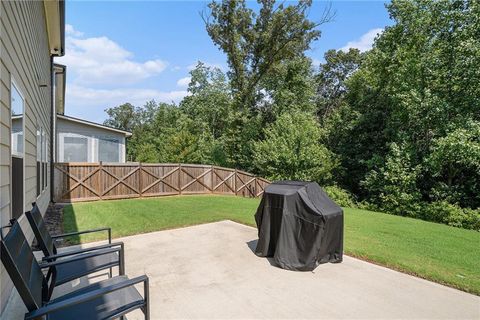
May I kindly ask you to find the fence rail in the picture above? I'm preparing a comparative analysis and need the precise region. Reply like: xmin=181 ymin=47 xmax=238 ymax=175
xmin=53 ymin=162 xmax=270 ymax=203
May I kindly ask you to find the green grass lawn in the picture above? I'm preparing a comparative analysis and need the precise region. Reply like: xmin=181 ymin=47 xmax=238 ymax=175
xmin=63 ymin=195 xmax=480 ymax=295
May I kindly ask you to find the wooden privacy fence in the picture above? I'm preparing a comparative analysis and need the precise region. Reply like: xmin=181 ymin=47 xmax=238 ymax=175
xmin=53 ymin=162 xmax=270 ymax=203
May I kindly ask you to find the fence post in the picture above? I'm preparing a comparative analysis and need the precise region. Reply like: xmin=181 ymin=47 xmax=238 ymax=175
xmin=211 ymin=165 xmax=214 ymax=194
xmin=99 ymin=161 xmax=103 ymax=200
xmin=139 ymin=162 xmax=143 ymax=198
xmin=234 ymin=169 xmax=237 ymax=196
xmin=178 ymin=163 xmax=182 ymax=195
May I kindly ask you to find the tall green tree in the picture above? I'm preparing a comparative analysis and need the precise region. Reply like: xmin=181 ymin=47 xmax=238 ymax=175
xmin=203 ymin=0 xmax=330 ymax=110
xmin=104 ymin=103 xmax=139 ymax=132
xmin=203 ymin=0 xmax=330 ymax=169
xmin=180 ymin=62 xmax=233 ymax=139
xmin=333 ymin=0 xmax=480 ymax=205
xmin=315 ymin=48 xmax=363 ymax=121
xmin=259 ymin=56 xmax=317 ymax=124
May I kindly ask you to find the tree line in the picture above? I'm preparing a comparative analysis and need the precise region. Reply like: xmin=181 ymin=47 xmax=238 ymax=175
xmin=104 ymin=0 xmax=480 ymax=230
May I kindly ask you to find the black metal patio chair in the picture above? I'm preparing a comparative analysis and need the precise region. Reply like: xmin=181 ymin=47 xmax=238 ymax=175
xmin=1 ymin=220 xmax=150 ymax=320
xmin=27 ymin=202 xmax=115 ymax=256
xmin=26 ymin=204 xmax=125 ymax=297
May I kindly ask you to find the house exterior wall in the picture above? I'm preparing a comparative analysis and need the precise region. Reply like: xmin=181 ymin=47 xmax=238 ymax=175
xmin=56 ymin=117 xmax=127 ymax=163
xmin=0 ymin=0 xmax=53 ymax=314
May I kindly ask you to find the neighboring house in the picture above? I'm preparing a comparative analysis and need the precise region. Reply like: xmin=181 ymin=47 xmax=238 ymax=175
xmin=56 ymin=114 xmax=132 ymax=163
xmin=0 ymin=0 xmax=65 ymax=315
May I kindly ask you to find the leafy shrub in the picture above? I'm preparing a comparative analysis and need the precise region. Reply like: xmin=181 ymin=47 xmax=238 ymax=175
xmin=253 ymin=112 xmax=338 ymax=184
xmin=356 ymin=200 xmax=373 ymax=211
xmin=323 ymin=185 xmax=357 ymax=208
xmin=361 ymin=143 xmax=422 ymax=217
xmin=422 ymin=201 xmax=480 ymax=231
xmin=135 ymin=143 xmax=160 ymax=162
xmin=461 ymin=208 xmax=480 ymax=231
xmin=426 ymin=121 xmax=480 ymax=208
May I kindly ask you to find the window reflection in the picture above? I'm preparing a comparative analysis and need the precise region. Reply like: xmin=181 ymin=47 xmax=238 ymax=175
xmin=64 ymin=136 xmax=88 ymax=162
xmin=11 ymin=84 xmax=24 ymax=156
xmin=99 ymin=137 xmax=119 ymax=162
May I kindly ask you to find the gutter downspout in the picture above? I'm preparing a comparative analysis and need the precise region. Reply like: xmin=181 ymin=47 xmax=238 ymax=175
xmin=49 ymin=0 xmax=65 ymax=203
xmin=50 ymin=57 xmax=55 ymax=203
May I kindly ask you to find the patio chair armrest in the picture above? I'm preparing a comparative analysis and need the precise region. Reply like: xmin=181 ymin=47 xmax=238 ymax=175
xmin=38 ymin=247 xmax=121 ymax=268
xmin=24 ymin=275 xmax=149 ymax=320
xmin=41 ymin=242 xmax=124 ymax=261
xmin=51 ymin=227 xmax=112 ymax=243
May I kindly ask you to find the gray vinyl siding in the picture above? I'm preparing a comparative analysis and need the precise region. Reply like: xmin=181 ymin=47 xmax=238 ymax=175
xmin=0 ymin=0 xmax=53 ymax=314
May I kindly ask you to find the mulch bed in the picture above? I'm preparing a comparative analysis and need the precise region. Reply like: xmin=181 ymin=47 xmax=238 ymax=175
xmin=42 ymin=203 xmax=67 ymax=247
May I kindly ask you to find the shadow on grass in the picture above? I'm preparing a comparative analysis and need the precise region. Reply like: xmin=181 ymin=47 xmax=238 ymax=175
xmin=62 ymin=204 xmax=113 ymax=246
xmin=62 ymin=204 xmax=81 ymax=245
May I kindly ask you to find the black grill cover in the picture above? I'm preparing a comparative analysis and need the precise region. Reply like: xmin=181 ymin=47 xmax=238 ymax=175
xmin=254 ymin=181 xmax=343 ymax=271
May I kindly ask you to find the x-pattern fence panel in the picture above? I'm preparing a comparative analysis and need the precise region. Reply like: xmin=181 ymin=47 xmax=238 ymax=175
xmin=54 ymin=163 xmax=270 ymax=202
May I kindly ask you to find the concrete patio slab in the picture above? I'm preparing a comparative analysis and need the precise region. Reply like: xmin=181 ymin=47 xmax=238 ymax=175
xmin=3 ymin=220 xmax=479 ymax=319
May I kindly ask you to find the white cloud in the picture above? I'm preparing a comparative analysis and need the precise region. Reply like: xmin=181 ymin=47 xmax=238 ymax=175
xmin=56 ymin=25 xmax=190 ymax=120
xmin=66 ymin=84 xmax=189 ymax=109
xmin=176 ymin=77 xmax=191 ymax=87
xmin=65 ymin=24 xmax=84 ymax=37
xmin=57 ymin=29 xmax=167 ymax=86
xmin=340 ymin=28 xmax=384 ymax=52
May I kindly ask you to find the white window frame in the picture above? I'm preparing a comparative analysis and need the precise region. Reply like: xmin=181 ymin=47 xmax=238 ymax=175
xmin=61 ymin=134 xmax=90 ymax=162
xmin=42 ymin=127 xmax=47 ymax=191
xmin=11 ymin=81 xmax=24 ymax=158
xmin=10 ymin=78 xmax=25 ymax=218
xmin=36 ymin=124 xmax=42 ymax=198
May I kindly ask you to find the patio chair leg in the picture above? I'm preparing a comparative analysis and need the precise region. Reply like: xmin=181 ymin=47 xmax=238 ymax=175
xmin=144 ymin=277 xmax=150 ymax=320
xmin=119 ymin=243 xmax=126 ymax=275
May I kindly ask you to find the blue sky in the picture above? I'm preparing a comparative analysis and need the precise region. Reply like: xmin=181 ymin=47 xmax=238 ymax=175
xmin=56 ymin=1 xmax=392 ymax=123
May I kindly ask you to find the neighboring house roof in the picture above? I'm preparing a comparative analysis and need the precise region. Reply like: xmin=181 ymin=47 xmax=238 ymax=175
xmin=43 ymin=0 xmax=65 ymax=56
xmin=57 ymin=114 xmax=133 ymax=137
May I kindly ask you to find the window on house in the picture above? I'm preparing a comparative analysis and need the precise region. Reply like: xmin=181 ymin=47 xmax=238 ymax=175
xmin=11 ymin=84 xmax=23 ymax=157
xmin=64 ymin=136 xmax=88 ymax=162
xmin=42 ymin=128 xmax=47 ymax=190
xmin=15 ymin=133 xmax=24 ymax=154
xmin=11 ymin=82 xmax=24 ymax=220
xmin=36 ymin=127 xmax=41 ymax=196
xmin=98 ymin=138 xmax=119 ymax=162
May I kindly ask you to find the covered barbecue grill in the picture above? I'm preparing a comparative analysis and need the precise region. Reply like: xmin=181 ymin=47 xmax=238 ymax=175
xmin=254 ymin=181 xmax=343 ymax=271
